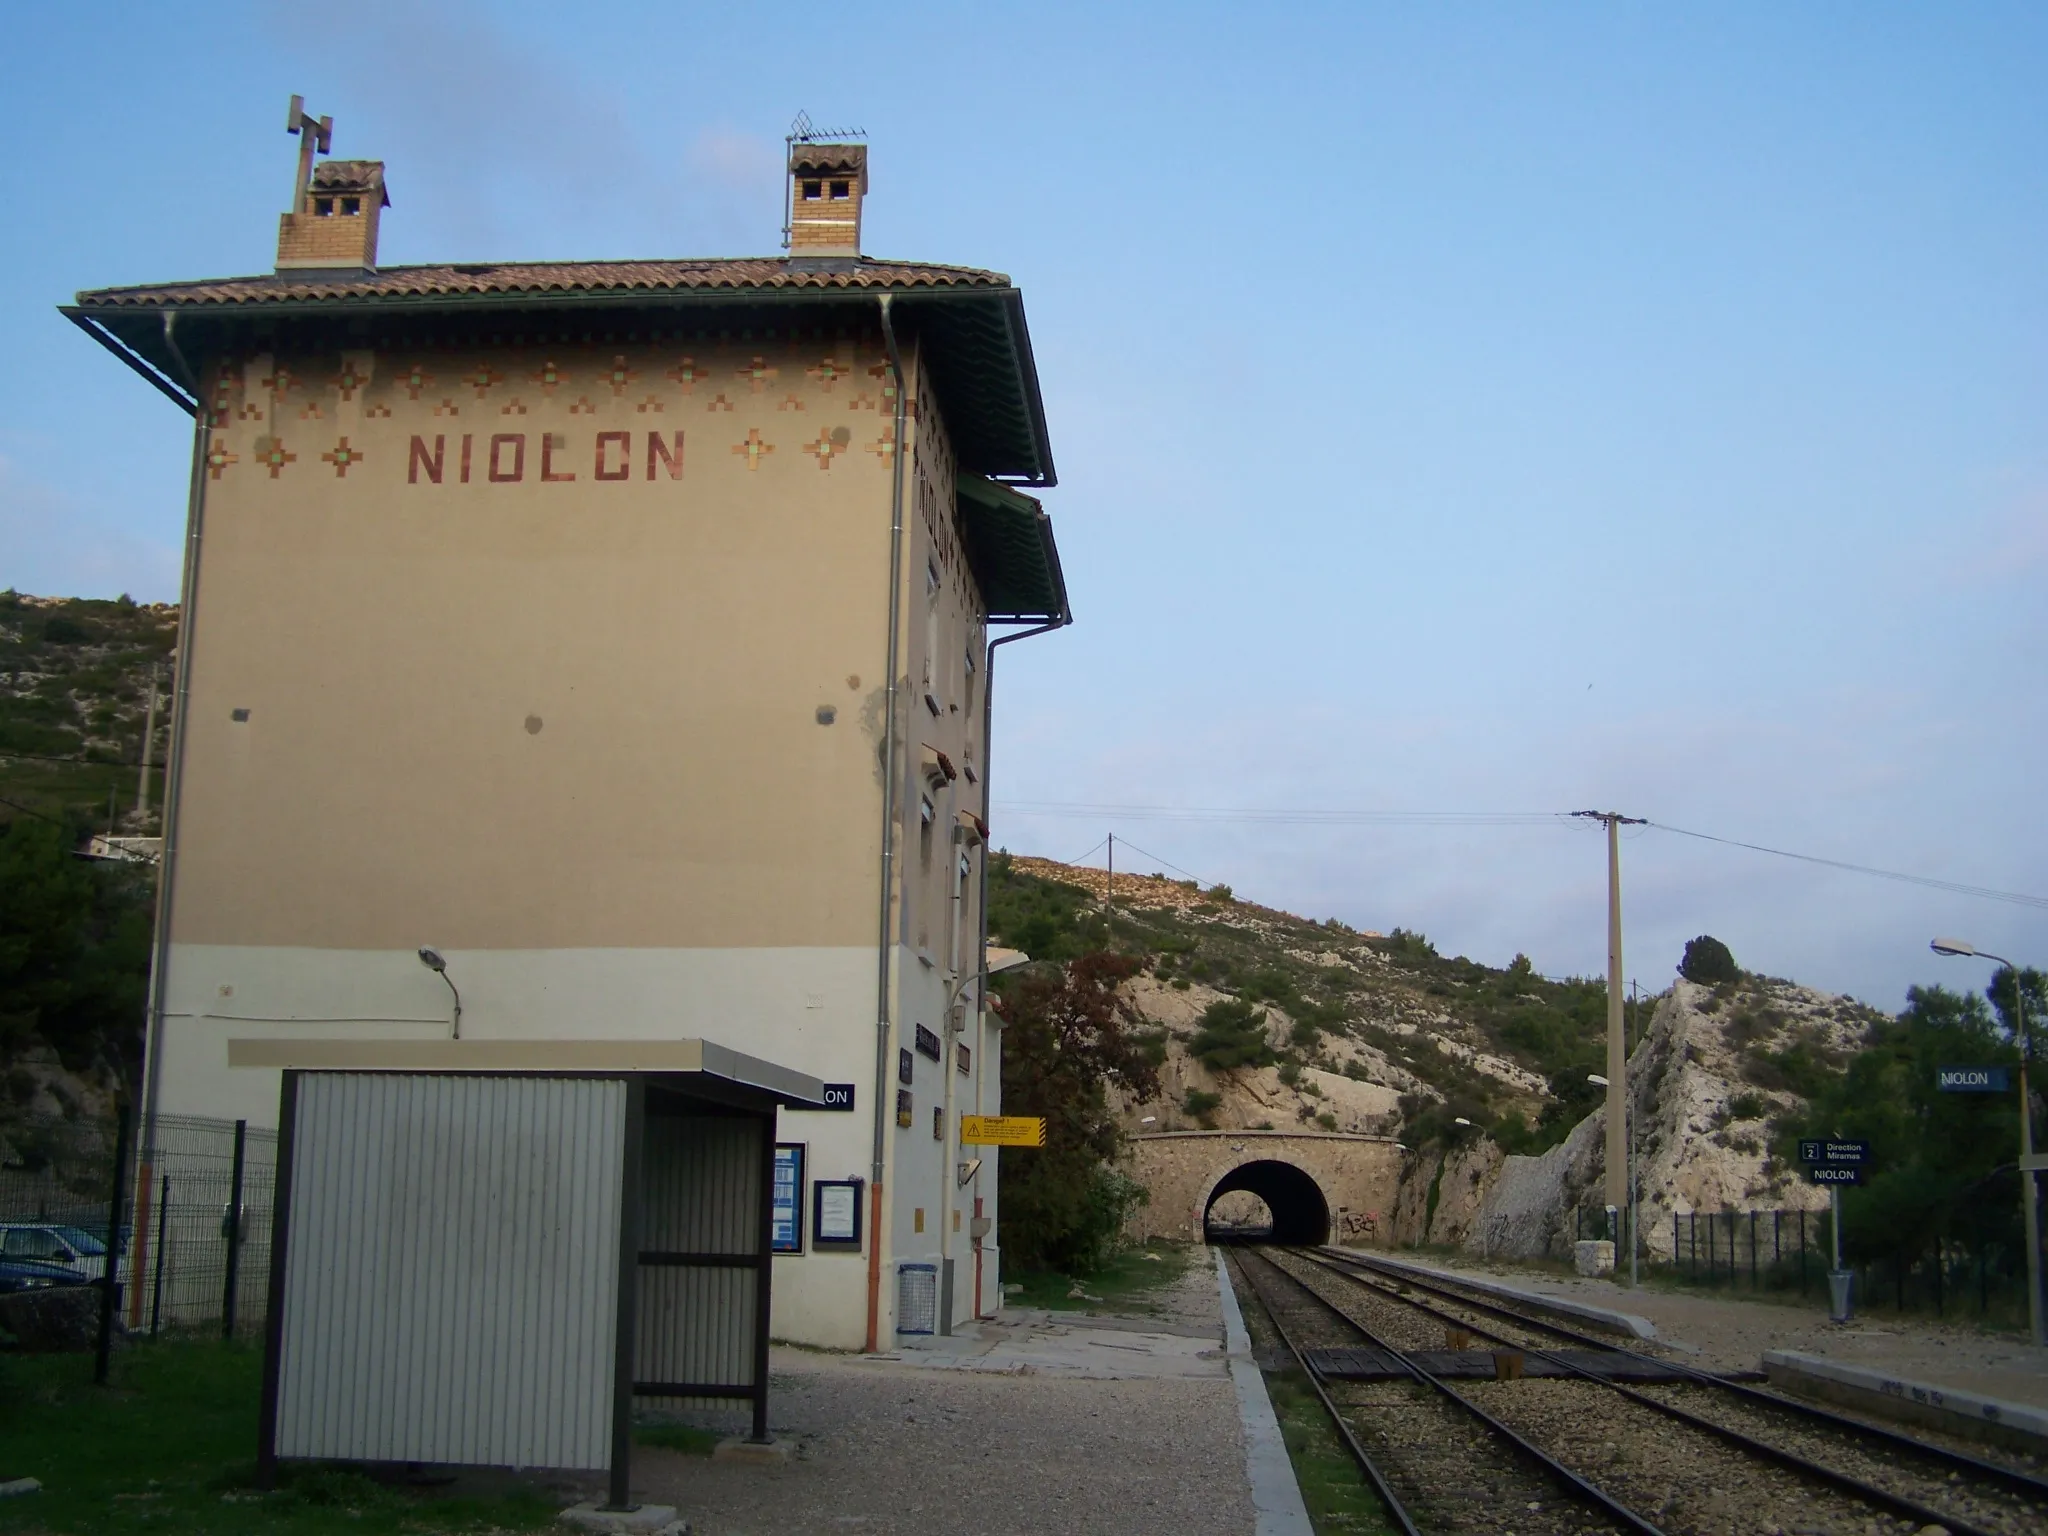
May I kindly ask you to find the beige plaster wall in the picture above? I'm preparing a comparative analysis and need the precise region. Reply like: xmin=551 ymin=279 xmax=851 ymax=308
xmin=174 ymin=333 xmax=980 ymax=957
xmin=150 ymin=328 xmax=1000 ymax=1349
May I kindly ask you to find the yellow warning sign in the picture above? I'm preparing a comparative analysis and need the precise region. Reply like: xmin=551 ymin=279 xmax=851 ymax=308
xmin=960 ymin=1115 xmax=1045 ymax=1147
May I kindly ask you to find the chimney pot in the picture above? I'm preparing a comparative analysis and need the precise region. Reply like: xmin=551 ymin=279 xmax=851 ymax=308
xmin=277 ymin=159 xmax=389 ymax=272
xmin=787 ymin=143 xmax=866 ymax=258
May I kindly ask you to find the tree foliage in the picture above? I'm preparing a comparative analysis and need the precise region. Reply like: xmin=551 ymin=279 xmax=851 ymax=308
xmin=1679 ymin=935 xmax=1740 ymax=985
xmin=1775 ymin=982 xmax=2039 ymax=1263
xmin=1190 ymin=998 xmax=1275 ymax=1071
xmin=996 ymin=952 xmax=1160 ymax=1273
xmin=0 ymin=817 xmax=152 ymax=1084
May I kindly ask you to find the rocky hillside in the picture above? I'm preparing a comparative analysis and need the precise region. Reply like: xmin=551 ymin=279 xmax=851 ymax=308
xmin=1424 ymin=974 xmax=1881 ymax=1258
xmin=993 ymin=853 xmax=1651 ymax=1154
xmin=987 ymin=853 xmax=1886 ymax=1251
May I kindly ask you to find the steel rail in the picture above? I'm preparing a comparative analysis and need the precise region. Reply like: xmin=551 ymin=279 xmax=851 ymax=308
xmin=1311 ymin=1246 xmax=2048 ymax=1502
xmin=1240 ymin=1248 xmax=1667 ymax=1536
xmin=1221 ymin=1248 xmax=1423 ymax=1536
xmin=1296 ymin=1248 xmax=2028 ymax=1536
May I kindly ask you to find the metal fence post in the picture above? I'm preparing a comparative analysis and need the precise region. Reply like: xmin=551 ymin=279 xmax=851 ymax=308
xmin=150 ymin=1174 xmax=170 ymax=1336
xmin=222 ymin=1119 xmax=247 ymax=1340
xmin=94 ymin=1103 xmax=132 ymax=1385
xmin=1750 ymin=1210 xmax=1759 ymax=1289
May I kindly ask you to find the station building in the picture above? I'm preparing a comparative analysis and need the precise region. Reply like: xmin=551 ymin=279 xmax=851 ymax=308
xmin=67 ymin=118 xmax=1068 ymax=1350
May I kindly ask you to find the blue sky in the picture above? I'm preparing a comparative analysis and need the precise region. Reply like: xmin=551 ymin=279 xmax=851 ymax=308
xmin=4 ymin=2 xmax=2043 ymax=1007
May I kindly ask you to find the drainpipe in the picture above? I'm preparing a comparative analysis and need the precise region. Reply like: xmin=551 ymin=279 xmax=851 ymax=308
xmin=969 ymin=615 xmax=1066 ymax=1317
xmin=866 ymin=295 xmax=910 ymax=1353
xmin=136 ymin=311 xmax=207 ymax=1202
xmin=140 ymin=314 xmax=206 ymax=1126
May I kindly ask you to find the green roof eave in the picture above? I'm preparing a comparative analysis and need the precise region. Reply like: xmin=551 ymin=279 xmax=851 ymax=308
xmin=957 ymin=475 xmax=1070 ymax=625
xmin=61 ymin=267 xmax=1055 ymax=484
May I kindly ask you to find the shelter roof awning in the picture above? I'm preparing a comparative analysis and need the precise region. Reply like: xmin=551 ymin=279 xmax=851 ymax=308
xmin=225 ymin=1037 xmax=829 ymax=1110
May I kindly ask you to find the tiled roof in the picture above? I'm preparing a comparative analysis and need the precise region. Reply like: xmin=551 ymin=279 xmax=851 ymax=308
xmin=73 ymin=257 xmax=1009 ymax=310
xmin=309 ymin=160 xmax=386 ymax=194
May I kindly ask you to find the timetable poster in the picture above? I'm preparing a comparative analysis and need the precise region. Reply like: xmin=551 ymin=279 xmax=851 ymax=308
xmin=772 ymin=1143 xmax=805 ymax=1253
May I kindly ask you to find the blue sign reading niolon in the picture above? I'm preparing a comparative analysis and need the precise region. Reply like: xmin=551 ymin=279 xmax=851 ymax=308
xmin=1937 ymin=1066 xmax=2011 ymax=1093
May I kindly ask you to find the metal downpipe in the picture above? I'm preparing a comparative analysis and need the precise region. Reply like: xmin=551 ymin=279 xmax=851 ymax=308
xmin=137 ymin=311 xmax=206 ymax=1159
xmin=968 ymin=617 xmax=1065 ymax=1317
xmin=867 ymin=295 xmax=910 ymax=1353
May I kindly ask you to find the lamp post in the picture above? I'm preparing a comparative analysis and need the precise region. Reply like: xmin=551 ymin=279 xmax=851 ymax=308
xmin=1589 ymin=1072 xmax=1638 ymax=1285
xmin=417 ymin=947 xmax=462 ymax=1039
xmin=1931 ymin=938 xmax=2043 ymax=1349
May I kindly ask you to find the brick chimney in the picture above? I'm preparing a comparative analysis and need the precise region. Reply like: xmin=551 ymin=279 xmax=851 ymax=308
xmin=787 ymin=143 xmax=867 ymax=258
xmin=277 ymin=160 xmax=389 ymax=271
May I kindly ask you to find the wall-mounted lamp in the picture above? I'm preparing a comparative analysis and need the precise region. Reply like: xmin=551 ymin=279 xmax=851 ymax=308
xmin=417 ymin=947 xmax=463 ymax=1039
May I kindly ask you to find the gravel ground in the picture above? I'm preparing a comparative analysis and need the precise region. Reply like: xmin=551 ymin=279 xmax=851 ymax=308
xmin=633 ymin=1348 xmax=1255 ymax=1536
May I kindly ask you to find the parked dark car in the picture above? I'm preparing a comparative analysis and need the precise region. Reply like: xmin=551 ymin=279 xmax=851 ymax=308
xmin=0 ymin=1254 xmax=91 ymax=1294
xmin=0 ymin=1223 xmax=111 ymax=1283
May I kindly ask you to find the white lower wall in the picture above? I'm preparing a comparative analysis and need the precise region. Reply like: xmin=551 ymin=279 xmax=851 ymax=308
xmin=148 ymin=940 xmax=976 ymax=1351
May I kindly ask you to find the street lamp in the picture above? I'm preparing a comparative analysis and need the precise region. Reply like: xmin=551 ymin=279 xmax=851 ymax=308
xmin=1931 ymin=938 xmax=2044 ymax=1348
xmin=417 ymin=947 xmax=462 ymax=1039
xmin=1588 ymin=1072 xmax=1638 ymax=1285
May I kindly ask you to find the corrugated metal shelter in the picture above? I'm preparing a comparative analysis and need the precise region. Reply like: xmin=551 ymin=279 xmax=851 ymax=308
xmin=232 ymin=1039 xmax=825 ymax=1508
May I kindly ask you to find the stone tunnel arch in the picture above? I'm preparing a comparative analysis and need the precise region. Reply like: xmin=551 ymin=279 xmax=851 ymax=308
xmin=1202 ymin=1159 xmax=1331 ymax=1244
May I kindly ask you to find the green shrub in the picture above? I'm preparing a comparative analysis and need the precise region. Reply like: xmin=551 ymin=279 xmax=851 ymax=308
xmin=1726 ymin=1092 xmax=1767 ymax=1121
xmin=1680 ymin=935 xmax=1740 ymax=985
xmin=1183 ymin=1089 xmax=1222 ymax=1125
xmin=1315 ymin=1111 xmax=1338 ymax=1131
xmin=1191 ymin=998 xmax=1274 ymax=1071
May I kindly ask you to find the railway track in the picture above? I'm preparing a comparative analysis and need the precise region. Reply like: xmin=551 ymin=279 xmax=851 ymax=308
xmin=1303 ymin=1246 xmax=2048 ymax=1535
xmin=1223 ymin=1245 xmax=2048 ymax=1536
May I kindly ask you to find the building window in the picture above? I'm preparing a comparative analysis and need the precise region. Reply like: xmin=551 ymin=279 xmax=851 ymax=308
xmin=919 ymin=794 xmax=935 ymax=869
xmin=313 ymin=196 xmax=334 ymax=216
xmin=341 ymin=196 xmax=361 ymax=215
xmin=802 ymin=179 xmax=823 ymax=200
xmin=831 ymin=180 xmax=850 ymax=200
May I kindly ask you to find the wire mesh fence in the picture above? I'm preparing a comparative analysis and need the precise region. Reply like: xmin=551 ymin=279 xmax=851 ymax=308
xmin=1 ymin=1109 xmax=276 ymax=1339
xmin=1663 ymin=1206 xmax=2035 ymax=1323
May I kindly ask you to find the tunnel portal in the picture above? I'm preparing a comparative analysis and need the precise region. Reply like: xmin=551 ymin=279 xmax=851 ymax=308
xmin=1202 ymin=1159 xmax=1331 ymax=1244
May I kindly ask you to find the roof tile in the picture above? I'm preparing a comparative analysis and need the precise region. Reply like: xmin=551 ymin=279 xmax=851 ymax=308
xmin=75 ymin=257 xmax=1009 ymax=309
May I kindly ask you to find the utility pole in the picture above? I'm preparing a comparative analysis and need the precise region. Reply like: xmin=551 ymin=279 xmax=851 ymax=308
xmin=1105 ymin=833 xmax=1114 ymax=931
xmin=1574 ymin=810 xmax=1645 ymax=1233
xmin=136 ymin=670 xmax=158 ymax=820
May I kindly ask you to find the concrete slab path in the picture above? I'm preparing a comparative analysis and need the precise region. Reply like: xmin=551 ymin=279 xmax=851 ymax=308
xmin=633 ymin=1249 xmax=1288 ymax=1534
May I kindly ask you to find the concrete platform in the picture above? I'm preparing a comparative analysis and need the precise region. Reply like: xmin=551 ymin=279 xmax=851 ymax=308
xmin=1331 ymin=1248 xmax=1660 ymax=1341
xmin=630 ymin=1250 xmax=1271 ymax=1534
xmin=1763 ymin=1349 xmax=2048 ymax=1455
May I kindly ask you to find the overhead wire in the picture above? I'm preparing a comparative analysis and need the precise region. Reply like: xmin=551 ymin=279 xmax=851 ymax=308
xmin=994 ymin=799 xmax=2048 ymax=911
xmin=1645 ymin=821 xmax=2048 ymax=912
xmin=1000 ymin=801 xmax=1564 ymax=828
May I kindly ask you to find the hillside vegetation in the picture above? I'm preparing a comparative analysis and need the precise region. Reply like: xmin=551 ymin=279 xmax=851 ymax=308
xmin=0 ymin=591 xmax=176 ymax=830
xmin=988 ymin=851 xmax=1657 ymax=1155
